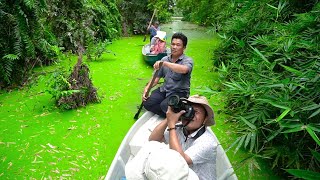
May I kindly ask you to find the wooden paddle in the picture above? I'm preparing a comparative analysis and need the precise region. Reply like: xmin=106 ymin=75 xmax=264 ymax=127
xmin=143 ymin=9 xmax=157 ymax=42
xmin=134 ymin=61 xmax=163 ymax=120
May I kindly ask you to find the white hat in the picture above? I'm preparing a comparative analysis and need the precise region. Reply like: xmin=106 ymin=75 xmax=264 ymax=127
xmin=154 ymin=31 xmax=167 ymax=41
xmin=125 ymin=141 xmax=199 ymax=180
xmin=144 ymin=148 xmax=199 ymax=180
xmin=125 ymin=141 xmax=167 ymax=180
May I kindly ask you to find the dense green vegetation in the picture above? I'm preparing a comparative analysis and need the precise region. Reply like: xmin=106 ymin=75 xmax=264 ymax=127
xmin=0 ymin=0 xmax=173 ymax=109
xmin=178 ymin=0 xmax=320 ymax=178
xmin=119 ymin=0 xmax=173 ymax=35
xmin=1 ymin=0 xmax=319 ymax=179
xmin=0 ymin=0 xmax=173 ymax=88
xmin=0 ymin=0 xmax=119 ymax=87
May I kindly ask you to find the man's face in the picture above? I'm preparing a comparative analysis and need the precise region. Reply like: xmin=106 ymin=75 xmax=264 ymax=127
xmin=183 ymin=104 xmax=206 ymax=130
xmin=170 ymin=38 xmax=185 ymax=57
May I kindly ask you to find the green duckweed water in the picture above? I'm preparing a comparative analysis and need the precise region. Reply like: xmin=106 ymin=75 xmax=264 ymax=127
xmin=0 ymin=20 xmax=280 ymax=179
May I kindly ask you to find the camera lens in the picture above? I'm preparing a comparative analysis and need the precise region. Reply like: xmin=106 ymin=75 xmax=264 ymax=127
xmin=168 ymin=95 xmax=183 ymax=113
xmin=168 ymin=95 xmax=195 ymax=121
xmin=168 ymin=95 xmax=179 ymax=106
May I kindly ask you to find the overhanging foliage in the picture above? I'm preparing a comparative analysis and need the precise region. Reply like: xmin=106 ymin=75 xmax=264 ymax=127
xmin=178 ymin=0 xmax=320 ymax=178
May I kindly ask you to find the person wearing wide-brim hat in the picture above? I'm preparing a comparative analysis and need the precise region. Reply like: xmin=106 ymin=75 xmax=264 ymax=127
xmin=150 ymin=31 xmax=167 ymax=54
xmin=150 ymin=31 xmax=166 ymax=46
xmin=149 ymin=95 xmax=217 ymax=180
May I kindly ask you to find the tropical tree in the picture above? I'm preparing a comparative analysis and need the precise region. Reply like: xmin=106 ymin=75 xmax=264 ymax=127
xmin=46 ymin=0 xmax=120 ymax=52
xmin=0 ymin=0 xmax=121 ymax=88
xmin=116 ymin=0 xmax=173 ymax=36
xmin=0 ymin=0 xmax=53 ymax=87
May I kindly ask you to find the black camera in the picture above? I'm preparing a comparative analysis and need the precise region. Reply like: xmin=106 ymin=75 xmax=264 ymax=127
xmin=168 ymin=95 xmax=195 ymax=121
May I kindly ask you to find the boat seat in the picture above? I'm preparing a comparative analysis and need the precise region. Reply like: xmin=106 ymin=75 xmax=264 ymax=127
xmin=129 ymin=114 xmax=163 ymax=156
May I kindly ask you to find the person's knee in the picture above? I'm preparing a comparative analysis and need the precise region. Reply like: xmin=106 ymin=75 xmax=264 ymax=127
xmin=160 ymin=101 xmax=169 ymax=114
xmin=144 ymin=102 xmax=164 ymax=116
xmin=143 ymin=100 xmax=152 ymax=111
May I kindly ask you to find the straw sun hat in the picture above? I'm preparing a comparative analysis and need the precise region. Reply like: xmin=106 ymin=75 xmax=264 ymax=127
xmin=184 ymin=95 xmax=215 ymax=126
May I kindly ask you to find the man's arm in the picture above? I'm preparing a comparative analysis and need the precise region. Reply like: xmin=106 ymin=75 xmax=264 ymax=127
xmin=168 ymin=128 xmax=193 ymax=165
xmin=142 ymin=77 xmax=160 ymax=101
xmin=149 ymin=119 xmax=167 ymax=142
xmin=154 ymin=61 xmax=190 ymax=74
xmin=148 ymin=25 xmax=156 ymax=32
xmin=166 ymin=107 xmax=193 ymax=165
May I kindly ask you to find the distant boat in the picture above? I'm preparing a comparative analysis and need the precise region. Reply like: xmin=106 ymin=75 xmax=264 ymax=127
xmin=142 ymin=44 xmax=171 ymax=66
xmin=105 ymin=111 xmax=238 ymax=180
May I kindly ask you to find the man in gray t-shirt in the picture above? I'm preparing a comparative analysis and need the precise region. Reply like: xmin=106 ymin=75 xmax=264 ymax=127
xmin=143 ymin=32 xmax=193 ymax=117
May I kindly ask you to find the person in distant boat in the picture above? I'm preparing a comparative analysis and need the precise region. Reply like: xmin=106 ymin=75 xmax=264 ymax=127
xmin=150 ymin=31 xmax=167 ymax=54
xmin=148 ymin=21 xmax=160 ymax=42
xmin=149 ymin=95 xmax=217 ymax=180
xmin=142 ymin=32 xmax=193 ymax=117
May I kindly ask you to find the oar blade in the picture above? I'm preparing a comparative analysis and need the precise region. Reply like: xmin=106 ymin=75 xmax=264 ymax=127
xmin=134 ymin=102 xmax=143 ymax=120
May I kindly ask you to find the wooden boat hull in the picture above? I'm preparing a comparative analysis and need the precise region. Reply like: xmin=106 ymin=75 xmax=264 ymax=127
xmin=105 ymin=111 xmax=237 ymax=180
xmin=142 ymin=44 xmax=171 ymax=66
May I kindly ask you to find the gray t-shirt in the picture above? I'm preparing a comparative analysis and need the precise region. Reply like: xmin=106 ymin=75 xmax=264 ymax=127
xmin=157 ymin=54 xmax=193 ymax=97
xmin=164 ymin=126 xmax=217 ymax=180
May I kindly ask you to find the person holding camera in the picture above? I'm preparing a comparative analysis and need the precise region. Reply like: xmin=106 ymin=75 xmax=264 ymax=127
xmin=142 ymin=32 xmax=193 ymax=117
xmin=149 ymin=95 xmax=217 ymax=180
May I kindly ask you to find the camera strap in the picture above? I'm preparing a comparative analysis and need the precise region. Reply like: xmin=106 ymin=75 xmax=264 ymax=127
xmin=176 ymin=125 xmax=206 ymax=142
xmin=192 ymin=126 xmax=206 ymax=139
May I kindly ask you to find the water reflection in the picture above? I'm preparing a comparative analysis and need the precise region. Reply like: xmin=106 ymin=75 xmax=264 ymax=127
xmin=161 ymin=18 xmax=212 ymax=40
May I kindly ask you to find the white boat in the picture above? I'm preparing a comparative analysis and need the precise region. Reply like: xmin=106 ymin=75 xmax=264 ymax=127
xmin=105 ymin=111 xmax=237 ymax=180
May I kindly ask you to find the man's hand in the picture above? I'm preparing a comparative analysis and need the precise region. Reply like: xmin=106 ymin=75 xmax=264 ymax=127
xmin=142 ymin=86 xmax=149 ymax=101
xmin=166 ymin=106 xmax=185 ymax=128
xmin=153 ymin=61 xmax=165 ymax=70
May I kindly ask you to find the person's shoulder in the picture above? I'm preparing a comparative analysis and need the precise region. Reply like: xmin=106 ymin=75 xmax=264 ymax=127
xmin=180 ymin=55 xmax=193 ymax=63
xmin=160 ymin=55 xmax=170 ymax=62
xmin=198 ymin=131 xmax=218 ymax=147
xmin=179 ymin=54 xmax=191 ymax=59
